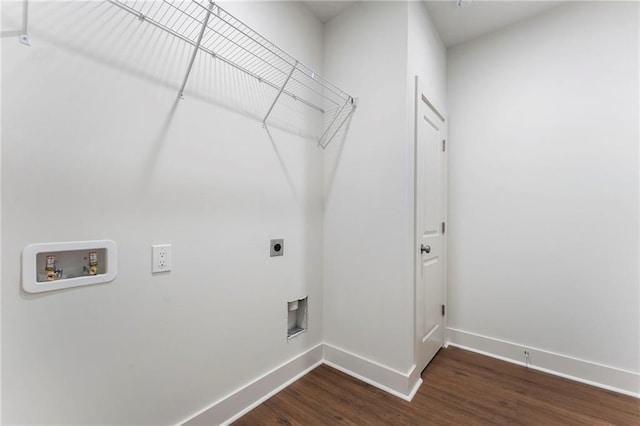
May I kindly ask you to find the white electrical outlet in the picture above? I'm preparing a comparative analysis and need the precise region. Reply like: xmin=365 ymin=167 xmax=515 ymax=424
xmin=152 ymin=244 xmax=172 ymax=273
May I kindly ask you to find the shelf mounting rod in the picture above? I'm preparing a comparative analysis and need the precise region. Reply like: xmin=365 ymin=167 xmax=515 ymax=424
xmin=318 ymin=97 xmax=350 ymax=147
xmin=19 ymin=0 xmax=31 ymax=46
xmin=178 ymin=1 xmax=215 ymax=99
xmin=263 ymin=61 xmax=298 ymax=126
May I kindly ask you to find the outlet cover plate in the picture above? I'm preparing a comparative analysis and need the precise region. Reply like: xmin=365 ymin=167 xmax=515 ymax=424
xmin=152 ymin=244 xmax=172 ymax=273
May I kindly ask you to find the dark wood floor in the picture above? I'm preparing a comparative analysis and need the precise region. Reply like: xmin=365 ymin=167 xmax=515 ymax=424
xmin=234 ymin=346 xmax=640 ymax=425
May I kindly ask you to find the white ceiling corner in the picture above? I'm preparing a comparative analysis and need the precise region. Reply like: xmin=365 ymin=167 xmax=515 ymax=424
xmin=303 ymin=1 xmax=357 ymax=24
xmin=424 ymin=0 xmax=565 ymax=47
xmin=302 ymin=0 xmax=564 ymax=46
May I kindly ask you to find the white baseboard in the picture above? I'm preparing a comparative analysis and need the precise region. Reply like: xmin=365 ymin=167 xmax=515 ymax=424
xmin=446 ymin=327 xmax=640 ymax=398
xmin=181 ymin=342 xmax=424 ymax=426
xmin=323 ymin=343 xmax=422 ymax=401
xmin=181 ymin=344 xmax=324 ymax=426
xmin=181 ymin=331 xmax=639 ymax=426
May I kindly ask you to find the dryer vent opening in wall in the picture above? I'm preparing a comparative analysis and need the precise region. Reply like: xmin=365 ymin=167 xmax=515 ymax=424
xmin=287 ymin=297 xmax=308 ymax=340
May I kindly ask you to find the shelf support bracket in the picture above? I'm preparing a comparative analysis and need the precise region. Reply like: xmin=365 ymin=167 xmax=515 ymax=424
xmin=262 ymin=61 xmax=298 ymax=127
xmin=178 ymin=1 xmax=215 ymax=99
xmin=19 ymin=0 xmax=31 ymax=46
xmin=318 ymin=97 xmax=351 ymax=148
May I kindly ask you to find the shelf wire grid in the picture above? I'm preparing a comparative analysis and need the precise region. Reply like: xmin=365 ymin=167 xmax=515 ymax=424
xmin=108 ymin=0 xmax=356 ymax=148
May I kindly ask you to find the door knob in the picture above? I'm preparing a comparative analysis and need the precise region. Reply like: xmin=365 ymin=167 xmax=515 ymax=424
xmin=420 ymin=244 xmax=431 ymax=254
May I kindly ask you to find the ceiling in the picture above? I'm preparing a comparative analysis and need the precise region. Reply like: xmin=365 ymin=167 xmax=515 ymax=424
xmin=303 ymin=1 xmax=356 ymax=23
xmin=424 ymin=1 xmax=562 ymax=47
xmin=302 ymin=1 xmax=563 ymax=47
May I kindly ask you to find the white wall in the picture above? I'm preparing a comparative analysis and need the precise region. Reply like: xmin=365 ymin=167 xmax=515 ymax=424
xmin=323 ymin=1 xmax=412 ymax=374
xmin=0 ymin=1 xmax=3 ymax=420
xmin=1 ymin=2 xmax=325 ymax=424
xmin=447 ymin=0 xmax=639 ymax=385
xmin=407 ymin=1 xmax=447 ymax=114
xmin=323 ymin=0 xmax=446 ymax=393
xmin=406 ymin=0 xmax=447 ymax=368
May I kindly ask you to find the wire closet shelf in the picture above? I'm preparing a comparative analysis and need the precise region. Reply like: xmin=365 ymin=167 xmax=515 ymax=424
xmin=108 ymin=0 xmax=357 ymax=148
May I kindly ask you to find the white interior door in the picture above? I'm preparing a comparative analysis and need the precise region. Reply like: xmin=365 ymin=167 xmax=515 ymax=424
xmin=415 ymin=77 xmax=446 ymax=374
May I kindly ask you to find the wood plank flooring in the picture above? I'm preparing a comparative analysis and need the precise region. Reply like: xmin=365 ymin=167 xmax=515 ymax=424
xmin=234 ymin=346 xmax=640 ymax=425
